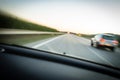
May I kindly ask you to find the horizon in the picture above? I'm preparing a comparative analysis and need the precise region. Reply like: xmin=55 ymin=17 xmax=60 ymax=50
xmin=0 ymin=0 xmax=120 ymax=34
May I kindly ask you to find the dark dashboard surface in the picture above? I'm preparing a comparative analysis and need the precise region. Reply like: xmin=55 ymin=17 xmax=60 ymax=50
xmin=0 ymin=44 xmax=120 ymax=80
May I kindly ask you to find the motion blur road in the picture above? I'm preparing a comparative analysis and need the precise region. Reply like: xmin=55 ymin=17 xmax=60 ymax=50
xmin=25 ymin=34 xmax=120 ymax=68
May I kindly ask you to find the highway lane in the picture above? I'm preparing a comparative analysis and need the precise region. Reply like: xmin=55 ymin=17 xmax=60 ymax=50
xmin=25 ymin=34 xmax=120 ymax=68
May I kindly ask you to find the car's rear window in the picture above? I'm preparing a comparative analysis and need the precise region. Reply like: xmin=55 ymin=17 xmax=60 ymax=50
xmin=103 ymin=35 xmax=115 ymax=40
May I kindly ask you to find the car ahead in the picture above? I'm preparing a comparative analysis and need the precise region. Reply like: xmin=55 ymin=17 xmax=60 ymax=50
xmin=91 ymin=34 xmax=119 ymax=52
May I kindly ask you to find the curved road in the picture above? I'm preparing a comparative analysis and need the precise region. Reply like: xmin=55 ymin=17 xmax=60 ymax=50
xmin=25 ymin=34 xmax=120 ymax=68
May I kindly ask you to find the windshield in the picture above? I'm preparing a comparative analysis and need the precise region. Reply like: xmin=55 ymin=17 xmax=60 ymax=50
xmin=0 ymin=0 xmax=120 ymax=69
xmin=103 ymin=35 xmax=116 ymax=40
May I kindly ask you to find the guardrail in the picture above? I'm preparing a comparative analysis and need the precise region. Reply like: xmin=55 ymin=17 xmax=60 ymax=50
xmin=0 ymin=29 xmax=64 ymax=35
xmin=0 ymin=32 xmax=64 ymax=35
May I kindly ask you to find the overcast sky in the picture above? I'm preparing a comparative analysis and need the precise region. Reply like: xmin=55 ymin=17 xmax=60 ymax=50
xmin=0 ymin=0 xmax=120 ymax=34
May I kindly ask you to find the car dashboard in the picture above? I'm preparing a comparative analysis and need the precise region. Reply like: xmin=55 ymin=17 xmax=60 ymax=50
xmin=0 ymin=43 xmax=120 ymax=80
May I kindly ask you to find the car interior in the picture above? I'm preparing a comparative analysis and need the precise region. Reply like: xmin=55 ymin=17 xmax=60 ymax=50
xmin=0 ymin=43 xmax=120 ymax=80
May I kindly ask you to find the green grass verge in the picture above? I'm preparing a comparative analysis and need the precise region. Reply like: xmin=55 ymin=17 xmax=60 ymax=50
xmin=80 ymin=35 xmax=94 ymax=39
xmin=81 ymin=36 xmax=92 ymax=39
xmin=0 ymin=34 xmax=60 ymax=45
xmin=0 ymin=11 xmax=58 ymax=32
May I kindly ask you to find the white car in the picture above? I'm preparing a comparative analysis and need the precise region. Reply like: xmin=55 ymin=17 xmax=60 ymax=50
xmin=91 ymin=34 xmax=119 ymax=52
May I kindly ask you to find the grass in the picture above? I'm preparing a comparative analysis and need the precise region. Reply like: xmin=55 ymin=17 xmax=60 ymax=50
xmin=81 ymin=36 xmax=92 ymax=39
xmin=0 ymin=34 xmax=60 ymax=45
xmin=80 ymin=34 xmax=94 ymax=39
xmin=0 ymin=11 xmax=58 ymax=32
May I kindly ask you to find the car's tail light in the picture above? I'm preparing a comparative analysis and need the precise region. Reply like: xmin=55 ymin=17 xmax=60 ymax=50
xmin=100 ymin=38 xmax=105 ymax=42
xmin=112 ymin=40 xmax=119 ymax=45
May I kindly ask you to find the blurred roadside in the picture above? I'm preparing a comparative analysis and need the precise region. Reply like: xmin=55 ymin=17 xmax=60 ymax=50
xmin=0 ymin=28 xmax=63 ymax=35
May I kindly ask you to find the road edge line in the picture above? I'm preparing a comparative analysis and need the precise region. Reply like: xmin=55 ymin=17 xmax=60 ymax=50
xmin=87 ymin=47 xmax=114 ymax=67
xmin=32 ymin=35 xmax=64 ymax=48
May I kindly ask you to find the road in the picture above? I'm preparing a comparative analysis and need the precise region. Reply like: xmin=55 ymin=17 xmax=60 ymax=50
xmin=25 ymin=34 xmax=120 ymax=68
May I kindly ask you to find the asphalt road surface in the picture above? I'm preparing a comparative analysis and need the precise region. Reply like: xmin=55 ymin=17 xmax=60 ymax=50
xmin=25 ymin=34 xmax=120 ymax=68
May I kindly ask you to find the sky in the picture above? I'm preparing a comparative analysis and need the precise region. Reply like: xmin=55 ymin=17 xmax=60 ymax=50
xmin=0 ymin=0 xmax=120 ymax=34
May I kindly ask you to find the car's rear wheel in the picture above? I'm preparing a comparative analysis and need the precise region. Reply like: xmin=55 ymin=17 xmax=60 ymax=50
xmin=110 ymin=47 xmax=115 ymax=52
xmin=93 ymin=42 xmax=99 ymax=48
xmin=91 ymin=40 xmax=93 ymax=46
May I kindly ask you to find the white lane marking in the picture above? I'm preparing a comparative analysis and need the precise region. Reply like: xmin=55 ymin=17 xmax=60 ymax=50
xmin=32 ymin=35 xmax=64 ymax=48
xmin=45 ymin=45 xmax=59 ymax=53
xmin=87 ymin=47 xmax=114 ymax=66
